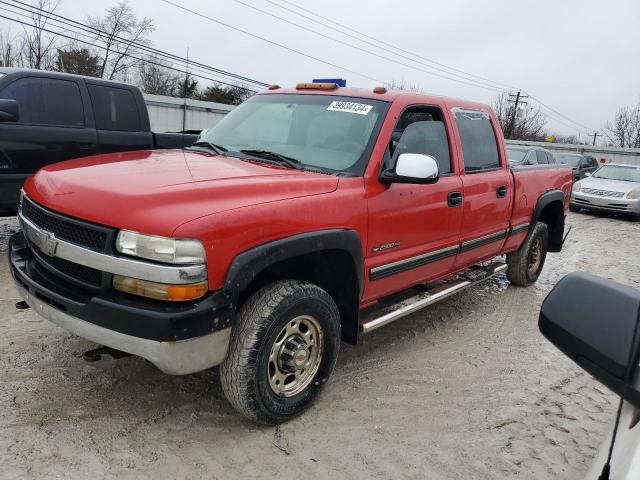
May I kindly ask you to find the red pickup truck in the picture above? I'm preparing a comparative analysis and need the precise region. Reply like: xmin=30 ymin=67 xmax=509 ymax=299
xmin=9 ymin=83 xmax=572 ymax=423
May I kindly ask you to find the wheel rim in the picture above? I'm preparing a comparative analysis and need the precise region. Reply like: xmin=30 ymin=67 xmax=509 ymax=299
xmin=528 ymin=237 xmax=543 ymax=275
xmin=268 ymin=315 xmax=324 ymax=397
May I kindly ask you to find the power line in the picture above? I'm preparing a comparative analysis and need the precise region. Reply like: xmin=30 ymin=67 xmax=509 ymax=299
xmin=230 ymin=0 xmax=505 ymax=93
xmin=158 ymin=0 xmax=386 ymax=84
xmin=2 ymin=0 xmax=269 ymax=88
xmin=0 ymin=11 xmax=260 ymax=92
xmin=0 ymin=4 xmax=251 ymax=88
xmin=525 ymin=91 xmax=599 ymax=133
xmin=265 ymin=0 xmax=518 ymax=91
xmin=261 ymin=0 xmax=600 ymax=135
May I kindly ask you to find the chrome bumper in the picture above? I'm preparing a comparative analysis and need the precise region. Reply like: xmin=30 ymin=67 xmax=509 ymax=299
xmin=571 ymin=192 xmax=640 ymax=214
xmin=16 ymin=283 xmax=231 ymax=375
xmin=18 ymin=212 xmax=207 ymax=284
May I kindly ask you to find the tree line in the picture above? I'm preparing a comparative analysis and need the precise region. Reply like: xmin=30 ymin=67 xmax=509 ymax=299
xmin=0 ymin=0 xmax=253 ymax=105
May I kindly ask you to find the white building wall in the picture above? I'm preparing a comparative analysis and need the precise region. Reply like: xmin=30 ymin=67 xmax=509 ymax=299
xmin=143 ymin=93 xmax=235 ymax=133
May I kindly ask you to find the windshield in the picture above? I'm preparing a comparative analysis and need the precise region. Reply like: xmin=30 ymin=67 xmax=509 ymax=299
xmin=506 ymin=148 xmax=528 ymax=164
xmin=555 ymin=154 xmax=582 ymax=167
xmin=199 ymin=93 xmax=387 ymax=175
xmin=593 ymin=164 xmax=640 ymax=182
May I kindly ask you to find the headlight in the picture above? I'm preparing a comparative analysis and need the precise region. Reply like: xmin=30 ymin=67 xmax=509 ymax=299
xmin=572 ymin=181 xmax=581 ymax=193
xmin=627 ymin=190 xmax=639 ymax=199
xmin=116 ymin=230 xmax=205 ymax=264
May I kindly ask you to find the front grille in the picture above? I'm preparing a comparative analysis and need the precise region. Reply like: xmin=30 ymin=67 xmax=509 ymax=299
xmin=21 ymin=196 xmax=113 ymax=252
xmin=581 ymin=188 xmax=625 ymax=198
xmin=32 ymin=246 xmax=103 ymax=288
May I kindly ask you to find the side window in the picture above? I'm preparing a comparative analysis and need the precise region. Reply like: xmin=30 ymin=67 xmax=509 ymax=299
xmin=536 ymin=151 xmax=549 ymax=164
xmin=389 ymin=106 xmax=452 ymax=174
xmin=589 ymin=157 xmax=598 ymax=168
xmin=0 ymin=77 xmax=84 ymax=127
xmin=87 ymin=84 xmax=141 ymax=131
xmin=547 ymin=152 xmax=556 ymax=164
xmin=524 ymin=150 xmax=538 ymax=165
xmin=453 ymin=109 xmax=500 ymax=172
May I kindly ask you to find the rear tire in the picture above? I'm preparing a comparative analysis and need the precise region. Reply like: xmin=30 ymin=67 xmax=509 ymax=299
xmin=506 ymin=221 xmax=548 ymax=287
xmin=220 ymin=280 xmax=340 ymax=424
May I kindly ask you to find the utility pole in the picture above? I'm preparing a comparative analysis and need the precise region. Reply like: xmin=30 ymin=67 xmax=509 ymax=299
xmin=506 ymin=91 xmax=529 ymax=139
xmin=590 ymin=132 xmax=600 ymax=146
xmin=182 ymin=47 xmax=189 ymax=146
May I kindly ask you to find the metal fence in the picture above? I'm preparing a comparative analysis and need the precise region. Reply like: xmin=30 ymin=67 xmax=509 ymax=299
xmin=143 ymin=94 xmax=235 ymax=133
xmin=506 ymin=139 xmax=640 ymax=166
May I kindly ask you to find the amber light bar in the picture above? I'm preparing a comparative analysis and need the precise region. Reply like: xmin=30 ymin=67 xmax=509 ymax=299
xmin=296 ymin=82 xmax=338 ymax=90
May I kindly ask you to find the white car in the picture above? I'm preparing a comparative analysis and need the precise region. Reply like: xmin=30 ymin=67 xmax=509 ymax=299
xmin=540 ymin=272 xmax=640 ymax=479
xmin=571 ymin=163 xmax=640 ymax=219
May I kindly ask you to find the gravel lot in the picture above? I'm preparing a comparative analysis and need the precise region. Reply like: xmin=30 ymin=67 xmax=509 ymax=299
xmin=1 ymin=212 xmax=638 ymax=480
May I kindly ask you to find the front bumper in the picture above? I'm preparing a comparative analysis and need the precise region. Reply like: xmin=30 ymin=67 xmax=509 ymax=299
xmin=10 ymin=231 xmax=233 ymax=374
xmin=571 ymin=192 xmax=640 ymax=215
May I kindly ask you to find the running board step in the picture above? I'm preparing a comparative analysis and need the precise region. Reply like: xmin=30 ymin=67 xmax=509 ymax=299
xmin=359 ymin=261 xmax=508 ymax=334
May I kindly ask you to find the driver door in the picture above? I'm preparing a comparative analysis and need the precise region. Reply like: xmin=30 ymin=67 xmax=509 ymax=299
xmin=365 ymin=105 xmax=462 ymax=301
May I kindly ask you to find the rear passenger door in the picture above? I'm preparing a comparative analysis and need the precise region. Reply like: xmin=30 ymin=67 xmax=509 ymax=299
xmin=86 ymin=84 xmax=153 ymax=154
xmin=452 ymin=108 xmax=513 ymax=268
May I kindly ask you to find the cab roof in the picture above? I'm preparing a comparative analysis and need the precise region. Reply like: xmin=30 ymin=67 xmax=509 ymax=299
xmin=260 ymin=86 xmax=492 ymax=111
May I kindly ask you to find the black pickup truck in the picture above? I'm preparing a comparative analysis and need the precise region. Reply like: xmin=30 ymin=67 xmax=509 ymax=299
xmin=0 ymin=68 xmax=199 ymax=214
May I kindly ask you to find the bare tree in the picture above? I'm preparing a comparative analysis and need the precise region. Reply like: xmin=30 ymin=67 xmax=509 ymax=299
xmin=550 ymin=134 xmax=587 ymax=145
xmin=137 ymin=58 xmax=183 ymax=96
xmin=604 ymin=101 xmax=640 ymax=148
xmin=493 ymin=92 xmax=546 ymax=141
xmin=86 ymin=1 xmax=154 ymax=80
xmin=384 ymin=79 xmax=424 ymax=92
xmin=0 ymin=29 xmax=19 ymax=67
xmin=19 ymin=0 xmax=61 ymax=70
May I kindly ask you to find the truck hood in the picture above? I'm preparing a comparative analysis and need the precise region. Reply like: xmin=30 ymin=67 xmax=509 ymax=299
xmin=579 ymin=176 xmax=640 ymax=194
xmin=24 ymin=149 xmax=339 ymax=236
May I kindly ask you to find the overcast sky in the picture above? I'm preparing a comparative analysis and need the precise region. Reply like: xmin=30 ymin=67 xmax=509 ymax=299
xmin=4 ymin=0 xmax=640 ymax=139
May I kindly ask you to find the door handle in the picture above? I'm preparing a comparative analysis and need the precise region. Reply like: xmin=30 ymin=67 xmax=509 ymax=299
xmin=448 ymin=191 xmax=463 ymax=207
xmin=497 ymin=185 xmax=508 ymax=198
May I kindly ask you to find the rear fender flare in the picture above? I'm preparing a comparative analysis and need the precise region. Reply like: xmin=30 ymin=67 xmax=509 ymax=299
xmin=531 ymin=189 xmax=565 ymax=252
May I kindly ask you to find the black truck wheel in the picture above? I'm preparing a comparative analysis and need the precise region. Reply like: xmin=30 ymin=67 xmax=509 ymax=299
xmin=220 ymin=280 xmax=340 ymax=424
xmin=506 ymin=221 xmax=549 ymax=287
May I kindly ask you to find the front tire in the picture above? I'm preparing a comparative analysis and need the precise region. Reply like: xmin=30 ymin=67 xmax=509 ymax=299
xmin=220 ymin=280 xmax=340 ymax=424
xmin=506 ymin=221 xmax=548 ymax=286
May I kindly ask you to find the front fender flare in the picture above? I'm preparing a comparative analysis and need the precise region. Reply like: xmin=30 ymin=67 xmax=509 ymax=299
xmin=223 ymin=229 xmax=364 ymax=298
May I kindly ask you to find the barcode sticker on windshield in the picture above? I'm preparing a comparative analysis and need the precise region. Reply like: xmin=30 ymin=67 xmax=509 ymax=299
xmin=326 ymin=101 xmax=373 ymax=115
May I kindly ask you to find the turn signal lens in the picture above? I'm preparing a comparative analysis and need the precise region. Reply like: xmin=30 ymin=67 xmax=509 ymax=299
xmin=572 ymin=181 xmax=581 ymax=193
xmin=627 ymin=190 xmax=639 ymax=199
xmin=113 ymin=275 xmax=208 ymax=301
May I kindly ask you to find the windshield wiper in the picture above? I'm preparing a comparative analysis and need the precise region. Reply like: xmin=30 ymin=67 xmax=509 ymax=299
xmin=240 ymin=149 xmax=303 ymax=170
xmin=189 ymin=141 xmax=228 ymax=155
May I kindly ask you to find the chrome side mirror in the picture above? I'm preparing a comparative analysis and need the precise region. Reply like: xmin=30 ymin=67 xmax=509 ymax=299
xmin=380 ymin=153 xmax=440 ymax=185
